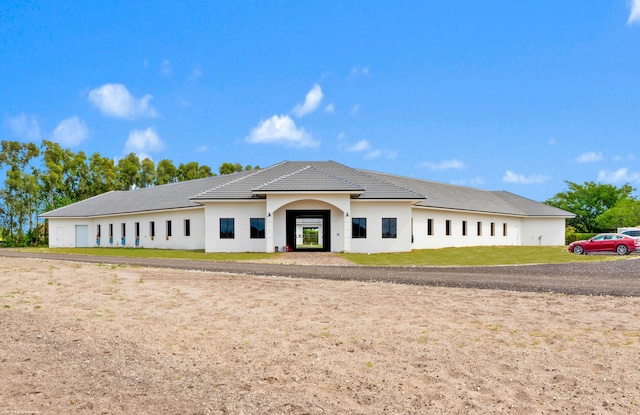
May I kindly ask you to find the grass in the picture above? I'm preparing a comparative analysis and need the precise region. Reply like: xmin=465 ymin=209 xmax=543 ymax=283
xmin=340 ymin=245 xmax=631 ymax=266
xmin=12 ymin=245 xmax=632 ymax=267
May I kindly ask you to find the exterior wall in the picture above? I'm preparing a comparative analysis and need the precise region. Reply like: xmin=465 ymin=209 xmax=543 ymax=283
xmin=410 ymin=208 xmax=521 ymax=249
xmin=203 ymin=201 xmax=267 ymax=253
xmin=411 ymin=208 xmax=566 ymax=248
xmin=48 ymin=218 xmax=93 ymax=248
xmin=47 ymin=208 xmax=205 ymax=250
xmin=46 ymin=198 xmax=568 ymax=253
xmin=349 ymin=201 xmax=414 ymax=253
xmin=267 ymin=194 xmax=351 ymax=253
xmin=520 ymin=217 xmax=567 ymax=246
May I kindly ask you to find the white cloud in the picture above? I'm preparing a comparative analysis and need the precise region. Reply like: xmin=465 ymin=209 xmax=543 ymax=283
xmin=195 ymin=145 xmax=208 ymax=153
xmin=344 ymin=139 xmax=396 ymax=160
xmin=346 ymin=139 xmax=371 ymax=153
xmin=350 ymin=66 xmax=370 ymax=77
xmin=188 ymin=65 xmax=203 ymax=82
xmin=324 ymin=103 xmax=335 ymax=113
xmin=349 ymin=104 xmax=360 ymax=116
xmin=420 ymin=159 xmax=466 ymax=170
xmin=124 ymin=127 xmax=166 ymax=154
xmin=502 ymin=170 xmax=550 ymax=184
xmin=629 ymin=0 xmax=640 ymax=24
xmin=575 ymin=151 xmax=603 ymax=163
xmin=51 ymin=116 xmax=88 ymax=147
xmin=292 ymin=84 xmax=323 ymax=118
xmin=88 ymin=83 xmax=157 ymax=119
xmin=597 ymin=168 xmax=640 ymax=184
xmin=4 ymin=113 xmax=41 ymax=140
xmin=245 ymin=114 xmax=318 ymax=148
xmin=160 ymin=59 xmax=172 ymax=76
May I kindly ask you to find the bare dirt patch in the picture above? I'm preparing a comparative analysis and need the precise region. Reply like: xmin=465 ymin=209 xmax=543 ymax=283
xmin=1 ymin=257 xmax=639 ymax=414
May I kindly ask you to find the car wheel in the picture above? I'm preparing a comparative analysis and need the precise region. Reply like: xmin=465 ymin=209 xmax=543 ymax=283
xmin=616 ymin=245 xmax=629 ymax=255
xmin=573 ymin=245 xmax=584 ymax=255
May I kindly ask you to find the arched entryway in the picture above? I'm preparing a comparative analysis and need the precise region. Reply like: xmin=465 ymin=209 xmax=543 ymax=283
xmin=285 ymin=210 xmax=331 ymax=252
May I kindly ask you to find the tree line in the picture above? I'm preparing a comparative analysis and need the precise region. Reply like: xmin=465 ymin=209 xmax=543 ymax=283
xmin=0 ymin=140 xmax=258 ymax=245
xmin=545 ymin=180 xmax=640 ymax=236
xmin=2 ymin=138 xmax=639 ymax=246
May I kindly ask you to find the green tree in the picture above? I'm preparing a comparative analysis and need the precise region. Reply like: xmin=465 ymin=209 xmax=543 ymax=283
xmin=140 ymin=158 xmax=157 ymax=188
xmin=116 ymin=153 xmax=141 ymax=190
xmin=595 ymin=198 xmax=640 ymax=230
xmin=219 ymin=162 xmax=258 ymax=175
xmin=545 ymin=181 xmax=636 ymax=233
xmin=0 ymin=140 xmax=41 ymax=244
xmin=39 ymin=140 xmax=66 ymax=209
xmin=88 ymin=152 xmax=118 ymax=195
xmin=156 ymin=159 xmax=177 ymax=185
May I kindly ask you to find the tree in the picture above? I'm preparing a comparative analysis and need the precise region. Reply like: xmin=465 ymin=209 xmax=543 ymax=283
xmin=545 ymin=181 xmax=636 ymax=233
xmin=140 ymin=158 xmax=156 ymax=188
xmin=116 ymin=153 xmax=141 ymax=190
xmin=0 ymin=140 xmax=40 ymax=244
xmin=595 ymin=198 xmax=640 ymax=230
xmin=219 ymin=162 xmax=258 ymax=175
xmin=88 ymin=152 xmax=118 ymax=195
xmin=156 ymin=159 xmax=177 ymax=185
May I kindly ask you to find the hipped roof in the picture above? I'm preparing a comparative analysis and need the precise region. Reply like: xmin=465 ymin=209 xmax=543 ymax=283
xmin=40 ymin=160 xmax=574 ymax=218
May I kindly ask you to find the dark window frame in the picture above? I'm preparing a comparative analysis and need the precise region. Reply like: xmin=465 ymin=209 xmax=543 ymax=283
xmin=462 ymin=220 xmax=467 ymax=236
xmin=427 ymin=218 xmax=433 ymax=236
xmin=184 ymin=219 xmax=191 ymax=237
xmin=220 ymin=218 xmax=235 ymax=239
xmin=150 ymin=221 xmax=155 ymax=238
xmin=382 ymin=217 xmax=397 ymax=239
xmin=166 ymin=220 xmax=172 ymax=237
xmin=351 ymin=217 xmax=367 ymax=239
xmin=445 ymin=220 xmax=451 ymax=236
xmin=250 ymin=218 xmax=265 ymax=239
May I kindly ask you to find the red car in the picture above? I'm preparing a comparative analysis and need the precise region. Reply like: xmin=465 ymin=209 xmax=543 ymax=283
xmin=568 ymin=233 xmax=639 ymax=256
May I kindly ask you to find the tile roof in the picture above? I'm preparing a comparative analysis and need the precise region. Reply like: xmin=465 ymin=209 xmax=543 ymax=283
xmin=39 ymin=160 xmax=573 ymax=218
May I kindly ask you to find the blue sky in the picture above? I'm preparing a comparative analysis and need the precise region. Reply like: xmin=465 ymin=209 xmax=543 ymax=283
xmin=2 ymin=1 xmax=640 ymax=202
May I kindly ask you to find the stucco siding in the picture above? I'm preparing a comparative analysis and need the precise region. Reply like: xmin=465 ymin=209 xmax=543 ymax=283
xmin=349 ymin=201 xmax=413 ymax=253
xmin=520 ymin=217 xmax=567 ymax=246
xmin=203 ymin=201 xmax=267 ymax=253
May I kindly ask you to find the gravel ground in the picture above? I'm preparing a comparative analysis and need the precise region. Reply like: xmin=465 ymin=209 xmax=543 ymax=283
xmin=1 ymin=249 xmax=639 ymax=297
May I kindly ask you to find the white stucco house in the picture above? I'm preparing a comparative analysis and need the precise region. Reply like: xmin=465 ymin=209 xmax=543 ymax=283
xmin=39 ymin=160 xmax=574 ymax=253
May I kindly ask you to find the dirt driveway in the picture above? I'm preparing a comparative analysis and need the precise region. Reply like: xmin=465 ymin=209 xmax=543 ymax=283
xmin=1 ymin=250 xmax=639 ymax=296
xmin=1 ymin=252 xmax=639 ymax=414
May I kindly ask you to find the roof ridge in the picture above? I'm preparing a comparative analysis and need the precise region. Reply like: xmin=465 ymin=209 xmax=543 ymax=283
xmin=252 ymin=164 xmax=312 ymax=190
xmin=350 ymin=166 xmax=426 ymax=199
xmin=191 ymin=162 xmax=283 ymax=198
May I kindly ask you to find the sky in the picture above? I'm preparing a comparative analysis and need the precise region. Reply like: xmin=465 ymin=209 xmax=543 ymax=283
xmin=2 ymin=1 xmax=640 ymax=202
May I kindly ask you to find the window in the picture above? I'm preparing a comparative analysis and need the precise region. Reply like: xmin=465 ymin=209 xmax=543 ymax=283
xmin=121 ymin=223 xmax=126 ymax=238
xmin=352 ymin=218 xmax=367 ymax=238
xmin=250 ymin=218 xmax=265 ymax=239
xmin=382 ymin=218 xmax=397 ymax=239
xmin=462 ymin=220 xmax=467 ymax=236
xmin=220 ymin=218 xmax=235 ymax=239
xmin=503 ymin=223 xmax=508 ymax=237
xmin=109 ymin=224 xmax=113 ymax=238
xmin=445 ymin=220 xmax=451 ymax=236
xmin=150 ymin=221 xmax=155 ymax=238
xmin=135 ymin=222 xmax=140 ymax=238
xmin=96 ymin=224 xmax=101 ymax=238
xmin=491 ymin=222 xmax=496 ymax=236
xmin=427 ymin=219 xmax=433 ymax=236
xmin=477 ymin=221 xmax=482 ymax=236
xmin=166 ymin=220 xmax=172 ymax=237
xmin=184 ymin=219 xmax=191 ymax=237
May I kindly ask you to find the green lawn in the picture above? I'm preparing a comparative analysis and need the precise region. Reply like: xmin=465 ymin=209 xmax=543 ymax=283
xmin=341 ymin=246 xmax=630 ymax=266
xmin=14 ymin=245 xmax=632 ymax=266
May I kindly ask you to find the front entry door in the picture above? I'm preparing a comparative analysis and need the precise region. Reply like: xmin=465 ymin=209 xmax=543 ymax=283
xmin=286 ymin=210 xmax=330 ymax=252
